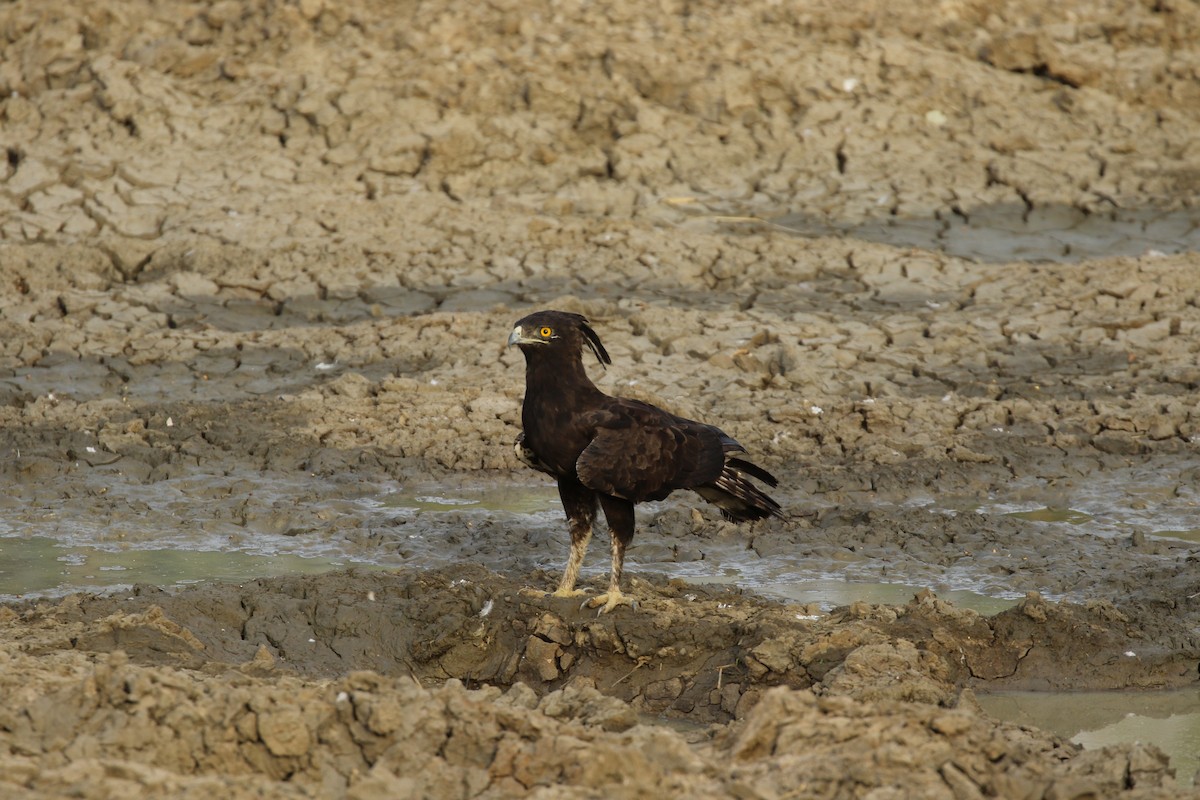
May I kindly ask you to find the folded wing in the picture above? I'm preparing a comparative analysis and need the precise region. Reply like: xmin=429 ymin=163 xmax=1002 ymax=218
xmin=575 ymin=403 xmax=727 ymax=503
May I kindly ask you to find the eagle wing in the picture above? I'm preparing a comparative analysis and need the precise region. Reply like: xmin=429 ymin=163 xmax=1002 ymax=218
xmin=575 ymin=402 xmax=727 ymax=502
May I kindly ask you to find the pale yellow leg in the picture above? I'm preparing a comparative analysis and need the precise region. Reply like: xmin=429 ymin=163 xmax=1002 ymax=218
xmin=583 ymin=532 xmax=636 ymax=613
xmin=553 ymin=524 xmax=591 ymax=596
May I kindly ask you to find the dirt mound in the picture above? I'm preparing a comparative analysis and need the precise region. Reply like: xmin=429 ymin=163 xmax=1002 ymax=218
xmin=2 ymin=570 xmax=1193 ymax=798
xmin=9 ymin=569 xmax=1196 ymax=708
xmin=1 ymin=649 xmax=1177 ymax=799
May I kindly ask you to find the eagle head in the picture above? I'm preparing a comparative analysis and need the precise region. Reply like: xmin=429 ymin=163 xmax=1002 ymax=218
xmin=508 ymin=310 xmax=612 ymax=365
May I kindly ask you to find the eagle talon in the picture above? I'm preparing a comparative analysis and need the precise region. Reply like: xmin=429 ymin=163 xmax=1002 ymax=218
xmin=583 ymin=591 xmax=636 ymax=614
xmin=596 ymin=600 xmax=637 ymax=617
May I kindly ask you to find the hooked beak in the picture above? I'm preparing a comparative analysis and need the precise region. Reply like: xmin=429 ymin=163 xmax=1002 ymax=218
xmin=508 ymin=325 xmax=542 ymax=347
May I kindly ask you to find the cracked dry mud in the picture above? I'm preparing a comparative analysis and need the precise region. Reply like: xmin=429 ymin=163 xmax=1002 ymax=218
xmin=4 ymin=0 xmax=1200 ymax=797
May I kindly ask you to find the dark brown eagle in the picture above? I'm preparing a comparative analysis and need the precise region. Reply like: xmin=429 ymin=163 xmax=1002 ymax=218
xmin=508 ymin=310 xmax=782 ymax=613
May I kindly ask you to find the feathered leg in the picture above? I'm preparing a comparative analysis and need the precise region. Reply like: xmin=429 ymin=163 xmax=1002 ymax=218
xmin=553 ymin=479 xmax=597 ymax=597
xmin=587 ymin=494 xmax=637 ymax=613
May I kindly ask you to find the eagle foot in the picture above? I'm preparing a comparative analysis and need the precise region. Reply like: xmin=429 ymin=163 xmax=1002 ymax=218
xmin=583 ymin=590 xmax=637 ymax=615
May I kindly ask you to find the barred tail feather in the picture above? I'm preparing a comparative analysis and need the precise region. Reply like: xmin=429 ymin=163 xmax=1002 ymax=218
xmin=694 ymin=463 xmax=783 ymax=522
xmin=726 ymin=457 xmax=779 ymax=488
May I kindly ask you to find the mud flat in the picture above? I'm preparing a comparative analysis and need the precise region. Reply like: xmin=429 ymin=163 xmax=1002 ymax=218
xmin=1 ymin=569 xmax=1195 ymax=798
xmin=4 ymin=0 xmax=1200 ymax=796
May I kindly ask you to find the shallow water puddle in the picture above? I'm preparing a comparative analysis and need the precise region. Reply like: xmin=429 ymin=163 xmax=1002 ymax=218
xmin=979 ymin=461 xmax=1200 ymax=543
xmin=1153 ymin=528 xmax=1200 ymax=544
xmin=1005 ymin=507 xmax=1093 ymax=525
xmin=679 ymin=574 xmax=1019 ymax=616
xmin=0 ymin=536 xmax=351 ymax=601
xmin=978 ymin=690 xmax=1200 ymax=785
xmin=5 ymin=461 xmax=1199 ymax=609
xmin=377 ymin=484 xmax=561 ymax=515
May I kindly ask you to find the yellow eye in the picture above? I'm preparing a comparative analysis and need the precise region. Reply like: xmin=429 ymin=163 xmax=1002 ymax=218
xmin=539 ymin=326 xmax=553 ymax=338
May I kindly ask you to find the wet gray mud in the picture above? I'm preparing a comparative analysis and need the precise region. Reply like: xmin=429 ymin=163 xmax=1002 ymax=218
xmin=4 ymin=0 xmax=1200 ymax=796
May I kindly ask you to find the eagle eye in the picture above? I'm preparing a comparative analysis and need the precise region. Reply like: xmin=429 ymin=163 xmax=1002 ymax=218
xmin=539 ymin=326 xmax=553 ymax=338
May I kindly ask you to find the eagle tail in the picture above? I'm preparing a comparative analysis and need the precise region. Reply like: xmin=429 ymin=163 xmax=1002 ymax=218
xmin=694 ymin=462 xmax=783 ymax=522
xmin=726 ymin=457 xmax=779 ymax=488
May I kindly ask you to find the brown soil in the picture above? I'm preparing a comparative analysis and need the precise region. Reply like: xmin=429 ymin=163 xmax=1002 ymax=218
xmin=4 ymin=0 xmax=1200 ymax=796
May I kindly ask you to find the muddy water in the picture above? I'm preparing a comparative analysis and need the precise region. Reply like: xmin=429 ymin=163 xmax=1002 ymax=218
xmin=4 ymin=454 xmax=1198 ymax=608
xmin=983 ymin=461 xmax=1200 ymax=542
xmin=0 ymin=535 xmax=350 ymax=600
xmin=980 ymin=690 xmax=1200 ymax=786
